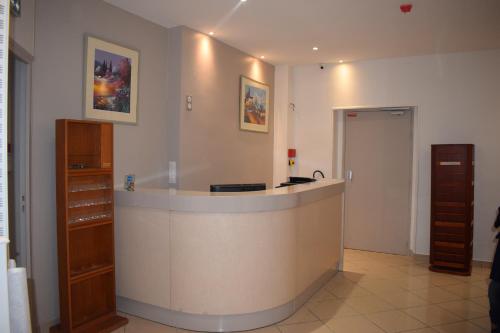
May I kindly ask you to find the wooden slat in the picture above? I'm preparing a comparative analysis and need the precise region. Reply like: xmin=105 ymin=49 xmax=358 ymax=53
xmin=433 ymin=261 xmax=466 ymax=269
xmin=434 ymin=241 xmax=465 ymax=249
xmin=434 ymin=221 xmax=465 ymax=228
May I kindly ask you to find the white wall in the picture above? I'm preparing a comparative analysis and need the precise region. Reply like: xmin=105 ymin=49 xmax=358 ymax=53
xmin=9 ymin=0 xmax=35 ymax=56
xmin=273 ymin=65 xmax=291 ymax=186
xmin=291 ymin=49 xmax=500 ymax=261
xmin=31 ymin=0 xmax=169 ymax=329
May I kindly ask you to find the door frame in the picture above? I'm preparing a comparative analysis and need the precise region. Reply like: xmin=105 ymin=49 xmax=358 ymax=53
xmin=333 ymin=106 xmax=419 ymax=261
xmin=9 ymin=41 xmax=33 ymax=277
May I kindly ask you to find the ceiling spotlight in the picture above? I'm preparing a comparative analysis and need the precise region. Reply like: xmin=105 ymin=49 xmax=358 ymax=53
xmin=241 ymin=0 xmax=247 ymax=2
xmin=260 ymin=56 xmax=265 ymax=59
xmin=208 ymin=31 xmax=214 ymax=36
xmin=313 ymin=47 xmax=319 ymax=51
xmin=339 ymin=60 xmax=344 ymax=63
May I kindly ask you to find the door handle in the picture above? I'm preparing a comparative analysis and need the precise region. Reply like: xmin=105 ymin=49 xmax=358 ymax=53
xmin=347 ymin=170 xmax=353 ymax=182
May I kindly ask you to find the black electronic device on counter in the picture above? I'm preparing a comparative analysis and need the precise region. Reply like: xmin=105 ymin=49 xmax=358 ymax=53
xmin=276 ymin=176 xmax=316 ymax=188
xmin=210 ymin=183 xmax=266 ymax=193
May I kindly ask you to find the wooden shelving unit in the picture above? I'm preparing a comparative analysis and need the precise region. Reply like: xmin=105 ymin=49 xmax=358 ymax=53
xmin=430 ymin=144 xmax=474 ymax=276
xmin=51 ymin=120 xmax=127 ymax=332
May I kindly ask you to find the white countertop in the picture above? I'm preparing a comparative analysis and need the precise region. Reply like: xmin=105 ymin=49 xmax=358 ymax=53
xmin=115 ymin=179 xmax=345 ymax=213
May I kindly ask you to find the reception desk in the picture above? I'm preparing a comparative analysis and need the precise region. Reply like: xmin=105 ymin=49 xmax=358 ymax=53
xmin=114 ymin=179 xmax=345 ymax=332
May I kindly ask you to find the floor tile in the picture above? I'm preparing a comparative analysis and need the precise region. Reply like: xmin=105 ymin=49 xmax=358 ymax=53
xmin=441 ymin=284 xmax=487 ymax=298
xmin=277 ymin=321 xmax=332 ymax=333
xmin=344 ymin=295 xmax=394 ymax=314
xmin=366 ymin=310 xmax=426 ymax=333
xmin=468 ymin=316 xmax=491 ymax=331
xmin=307 ymin=299 xmax=359 ymax=320
xmin=377 ymin=291 xmax=428 ymax=308
xmin=279 ymin=307 xmax=319 ymax=325
xmin=402 ymin=329 xmax=440 ymax=333
xmin=437 ymin=300 xmax=489 ymax=320
xmin=327 ymin=285 xmax=372 ymax=298
xmin=358 ymin=279 xmax=407 ymax=295
xmin=398 ymin=264 xmax=432 ymax=276
xmin=309 ymin=286 xmax=337 ymax=303
xmin=427 ymin=274 xmax=463 ymax=287
xmin=404 ymin=305 xmax=462 ymax=326
xmin=325 ymin=315 xmax=385 ymax=333
xmin=432 ymin=321 xmax=488 ymax=333
xmin=336 ymin=271 xmax=365 ymax=282
xmin=469 ymin=296 xmax=489 ymax=308
xmin=410 ymin=287 xmax=462 ymax=303
xmin=393 ymin=276 xmax=434 ymax=291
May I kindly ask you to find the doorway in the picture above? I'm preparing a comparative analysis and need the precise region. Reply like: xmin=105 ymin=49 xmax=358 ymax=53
xmin=341 ymin=108 xmax=414 ymax=255
xmin=7 ymin=52 xmax=31 ymax=272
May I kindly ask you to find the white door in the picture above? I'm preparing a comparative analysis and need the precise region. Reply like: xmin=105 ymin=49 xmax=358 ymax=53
xmin=344 ymin=110 xmax=412 ymax=255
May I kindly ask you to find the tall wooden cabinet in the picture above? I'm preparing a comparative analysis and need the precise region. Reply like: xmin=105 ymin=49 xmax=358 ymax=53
xmin=430 ymin=144 xmax=474 ymax=276
xmin=52 ymin=120 xmax=127 ymax=332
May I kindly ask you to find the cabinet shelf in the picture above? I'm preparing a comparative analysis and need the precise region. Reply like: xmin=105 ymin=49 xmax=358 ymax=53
xmin=69 ymin=185 xmax=112 ymax=193
xmin=68 ymin=168 xmax=112 ymax=176
xmin=68 ymin=219 xmax=112 ymax=231
xmin=53 ymin=119 xmax=127 ymax=332
xmin=71 ymin=264 xmax=114 ymax=284
xmin=68 ymin=199 xmax=112 ymax=209
xmin=68 ymin=212 xmax=112 ymax=225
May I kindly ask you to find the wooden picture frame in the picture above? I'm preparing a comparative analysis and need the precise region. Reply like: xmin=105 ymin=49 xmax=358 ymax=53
xmin=84 ymin=36 xmax=139 ymax=124
xmin=239 ymin=76 xmax=269 ymax=133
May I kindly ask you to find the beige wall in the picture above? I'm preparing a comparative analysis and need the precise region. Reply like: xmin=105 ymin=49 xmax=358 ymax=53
xmin=9 ymin=0 xmax=35 ymax=56
xmin=290 ymin=49 xmax=500 ymax=262
xmin=31 ymin=0 xmax=169 ymax=328
xmin=169 ymin=27 xmax=275 ymax=191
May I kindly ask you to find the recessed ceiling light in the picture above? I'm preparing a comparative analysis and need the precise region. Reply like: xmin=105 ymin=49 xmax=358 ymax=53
xmin=339 ymin=60 xmax=344 ymax=63
xmin=208 ymin=31 xmax=215 ymax=36
xmin=312 ymin=47 xmax=319 ymax=51
xmin=241 ymin=0 xmax=247 ymax=2
xmin=260 ymin=56 xmax=265 ymax=59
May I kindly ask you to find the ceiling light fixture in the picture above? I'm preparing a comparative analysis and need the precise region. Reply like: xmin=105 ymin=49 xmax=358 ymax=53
xmin=339 ymin=60 xmax=344 ymax=63
xmin=209 ymin=31 xmax=214 ymax=36
xmin=241 ymin=0 xmax=247 ymax=2
xmin=260 ymin=56 xmax=265 ymax=59
xmin=313 ymin=47 xmax=319 ymax=51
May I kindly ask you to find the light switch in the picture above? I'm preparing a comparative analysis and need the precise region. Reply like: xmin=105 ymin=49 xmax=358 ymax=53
xmin=169 ymin=161 xmax=177 ymax=184
xmin=186 ymin=95 xmax=193 ymax=111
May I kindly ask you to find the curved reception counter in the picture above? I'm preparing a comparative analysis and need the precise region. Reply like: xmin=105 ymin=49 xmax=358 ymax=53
xmin=114 ymin=179 xmax=345 ymax=332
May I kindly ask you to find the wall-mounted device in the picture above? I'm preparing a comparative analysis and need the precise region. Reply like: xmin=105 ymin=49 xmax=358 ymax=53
xmin=186 ymin=95 xmax=193 ymax=111
xmin=169 ymin=161 xmax=177 ymax=184
xmin=288 ymin=149 xmax=296 ymax=167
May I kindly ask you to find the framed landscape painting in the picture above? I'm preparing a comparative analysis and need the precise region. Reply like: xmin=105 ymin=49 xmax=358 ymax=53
xmin=84 ymin=36 xmax=139 ymax=124
xmin=240 ymin=76 xmax=269 ymax=133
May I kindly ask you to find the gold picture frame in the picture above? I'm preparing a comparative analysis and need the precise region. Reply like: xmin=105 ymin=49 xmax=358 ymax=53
xmin=84 ymin=36 xmax=139 ymax=124
xmin=239 ymin=76 xmax=269 ymax=133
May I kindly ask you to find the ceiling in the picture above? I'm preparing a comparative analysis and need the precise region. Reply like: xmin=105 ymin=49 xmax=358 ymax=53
xmin=104 ymin=0 xmax=500 ymax=65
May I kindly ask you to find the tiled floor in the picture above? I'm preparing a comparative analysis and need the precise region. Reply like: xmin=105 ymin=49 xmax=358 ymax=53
xmin=112 ymin=249 xmax=492 ymax=333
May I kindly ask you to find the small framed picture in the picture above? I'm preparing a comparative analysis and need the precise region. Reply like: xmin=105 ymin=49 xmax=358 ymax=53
xmin=240 ymin=76 xmax=270 ymax=133
xmin=84 ymin=36 xmax=139 ymax=124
